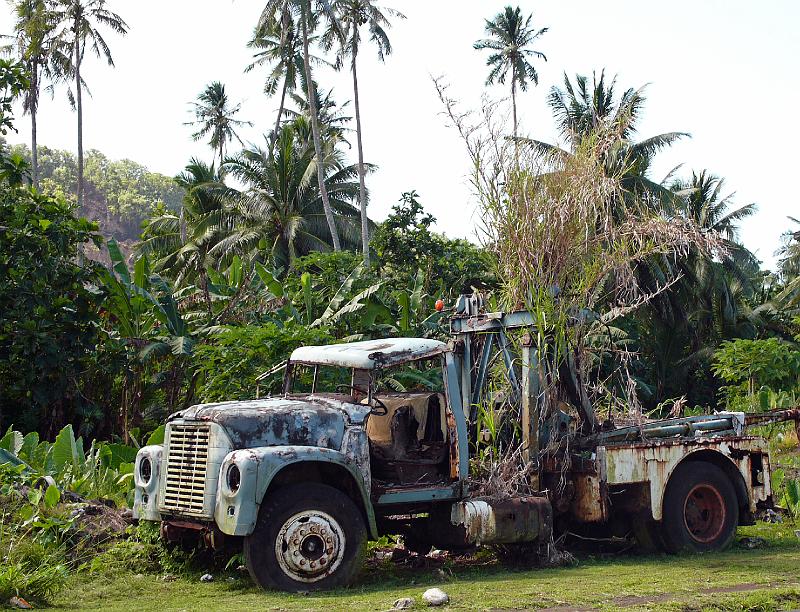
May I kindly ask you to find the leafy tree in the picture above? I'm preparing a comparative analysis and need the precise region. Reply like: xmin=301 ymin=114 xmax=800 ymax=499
xmin=713 ymin=336 xmax=800 ymax=410
xmin=9 ymin=143 xmax=184 ymax=239
xmin=6 ymin=0 xmax=58 ymax=188
xmin=474 ymin=5 xmax=547 ymax=138
xmin=259 ymin=0 xmax=344 ymax=250
xmin=186 ymin=81 xmax=252 ymax=166
xmin=193 ymin=323 xmax=332 ymax=402
xmin=50 ymin=0 xmax=128 ymax=208
xmin=0 ymin=58 xmax=29 ymax=136
xmin=332 ymin=0 xmax=404 ymax=266
xmin=371 ymin=190 xmax=495 ymax=297
xmin=0 ymin=162 xmax=104 ymax=435
xmin=217 ymin=119 xmax=365 ymax=270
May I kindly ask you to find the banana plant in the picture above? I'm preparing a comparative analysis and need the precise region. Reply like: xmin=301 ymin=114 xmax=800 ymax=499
xmin=101 ymin=240 xmax=197 ymax=438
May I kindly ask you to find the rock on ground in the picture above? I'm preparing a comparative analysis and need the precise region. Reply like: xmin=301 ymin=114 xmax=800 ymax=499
xmin=422 ymin=588 xmax=449 ymax=606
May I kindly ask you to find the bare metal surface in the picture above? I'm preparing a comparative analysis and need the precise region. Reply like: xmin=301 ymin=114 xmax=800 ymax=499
xmin=450 ymin=496 xmax=551 ymax=545
xmin=290 ymin=338 xmax=447 ymax=369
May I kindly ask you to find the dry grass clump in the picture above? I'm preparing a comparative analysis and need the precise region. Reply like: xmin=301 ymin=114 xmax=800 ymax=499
xmin=435 ymin=78 xmax=722 ymax=426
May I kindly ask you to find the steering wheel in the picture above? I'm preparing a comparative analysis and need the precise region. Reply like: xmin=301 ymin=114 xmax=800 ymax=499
xmin=335 ymin=384 xmax=388 ymax=416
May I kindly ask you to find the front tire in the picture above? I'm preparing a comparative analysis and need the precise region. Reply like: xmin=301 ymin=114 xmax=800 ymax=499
xmin=244 ymin=483 xmax=367 ymax=591
xmin=661 ymin=462 xmax=738 ymax=553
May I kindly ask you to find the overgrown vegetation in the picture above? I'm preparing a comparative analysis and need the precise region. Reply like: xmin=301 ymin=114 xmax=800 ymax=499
xmin=0 ymin=0 xmax=799 ymax=607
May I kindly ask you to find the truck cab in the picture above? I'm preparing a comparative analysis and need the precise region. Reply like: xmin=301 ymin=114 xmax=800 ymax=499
xmin=134 ymin=338 xmax=481 ymax=590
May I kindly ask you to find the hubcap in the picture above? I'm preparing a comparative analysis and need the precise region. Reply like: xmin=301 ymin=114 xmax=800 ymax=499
xmin=683 ymin=483 xmax=726 ymax=543
xmin=275 ymin=510 xmax=346 ymax=583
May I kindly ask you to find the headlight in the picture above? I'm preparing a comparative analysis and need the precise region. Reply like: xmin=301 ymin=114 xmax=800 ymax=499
xmin=226 ymin=464 xmax=241 ymax=494
xmin=139 ymin=456 xmax=152 ymax=485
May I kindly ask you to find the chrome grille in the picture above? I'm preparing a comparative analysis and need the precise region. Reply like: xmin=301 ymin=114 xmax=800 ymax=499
xmin=162 ymin=424 xmax=210 ymax=515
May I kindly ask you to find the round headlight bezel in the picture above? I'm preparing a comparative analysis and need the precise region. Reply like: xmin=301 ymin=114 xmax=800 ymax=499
xmin=139 ymin=456 xmax=152 ymax=485
xmin=226 ymin=463 xmax=241 ymax=494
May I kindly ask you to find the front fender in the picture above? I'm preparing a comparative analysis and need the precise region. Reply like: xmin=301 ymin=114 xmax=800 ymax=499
xmin=214 ymin=445 xmax=376 ymax=537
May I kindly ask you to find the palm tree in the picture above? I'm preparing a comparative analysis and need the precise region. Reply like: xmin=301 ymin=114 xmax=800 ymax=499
xmin=186 ymin=81 xmax=252 ymax=166
xmin=776 ymin=217 xmax=800 ymax=311
xmin=246 ymin=13 xmax=326 ymax=144
xmin=50 ymin=0 xmax=128 ymax=208
xmin=474 ymin=6 xmax=547 ymax=138
xmin=138 ymin=159 xmax=227 ymax=316
xmin=259 ymin=0 xmax=344 ymax=251
xmin=284 ymin=83 xmax=352 ymax=151
xmin=6 ymin=0 xmax=56 ymax=188
xmin=332 ymin=0 xmax=404 ymax=266
xmin=525 ymin=71 xmax=688 ymax=207
xmin=635 ymin=171 xmax=761 ymax=403
xmin=215 ymin=119 xmax=367 ymax=271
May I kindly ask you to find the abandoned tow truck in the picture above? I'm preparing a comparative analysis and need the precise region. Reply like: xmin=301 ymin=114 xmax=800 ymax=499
xmin=133 ymin=296 xmax=795 ymax=591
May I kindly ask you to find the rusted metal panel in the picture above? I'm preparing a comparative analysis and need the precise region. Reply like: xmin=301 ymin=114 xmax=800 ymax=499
xmin=570 ymin=474 xmax=608 ymax=523
xmin=450 ymin=496 xmax=552 ymax=545
xmin=602 ymin=437 xmax=770 ymax=520
xmin=290 ymin=338 xmax=447 ymax=370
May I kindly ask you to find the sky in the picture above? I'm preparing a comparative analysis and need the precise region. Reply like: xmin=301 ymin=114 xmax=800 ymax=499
xmin=2 ymin=0 xmax=798 ymax=270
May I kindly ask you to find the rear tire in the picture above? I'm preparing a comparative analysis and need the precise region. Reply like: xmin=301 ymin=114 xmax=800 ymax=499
xmin=244 ymin=483 xmax=367 ymax=592
xmin=661 ymin=462 xmax=738 ymax=553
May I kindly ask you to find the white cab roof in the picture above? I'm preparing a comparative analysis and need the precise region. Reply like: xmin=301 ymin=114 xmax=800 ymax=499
xmin=290 ymin=338 xmax=447 ymax=370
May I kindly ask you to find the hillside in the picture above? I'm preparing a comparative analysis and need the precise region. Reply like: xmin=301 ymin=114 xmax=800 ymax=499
xmin=5 ymin=141 xmax=183 ymax=261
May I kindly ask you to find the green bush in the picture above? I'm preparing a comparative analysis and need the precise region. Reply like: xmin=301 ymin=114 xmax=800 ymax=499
xmin=712 ymin=338 xmax=800 ymax=410
xmin=193 ymin=323 xmax=333 ymax=402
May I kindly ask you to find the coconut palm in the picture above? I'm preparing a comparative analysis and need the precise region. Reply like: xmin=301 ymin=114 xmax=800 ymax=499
xmin=284 ymin=83 xmax=352 ymax=151
xmin=138 ymin=159 xmax=228 ymax=315
xmin=524 ymin=71 xmax=688 ymax=208
xmin=259 ymin=0 xmax=344 ymax=251
xmin=246 ymin=12 xmax=324 ymax=144
xmin=331 ymin=0 xmax=404 ymax=266
xmin=775 ymin=217 xmax=800 ymax=311
xmin=474 ymin=5 xmax=547 ymax=138
xmin=215 ymin=119 xmax=368 ymax=271
xmin=5 ymin=0 xmax=57 ymax=188
xmin=186 ymin=81 xmax=252 ymax=167
xmin=50 ymin=0 xmax=128 ymax=207
xmin=634 ymin=171 xmax=762 ymax=403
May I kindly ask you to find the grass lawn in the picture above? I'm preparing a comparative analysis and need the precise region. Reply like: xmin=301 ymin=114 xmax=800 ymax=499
xmin=49 ymin=522 xmax=800 ymax=612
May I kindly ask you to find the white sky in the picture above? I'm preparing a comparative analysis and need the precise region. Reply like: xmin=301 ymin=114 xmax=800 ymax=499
xmin=2 ymin=0 xmax=798 ymax=270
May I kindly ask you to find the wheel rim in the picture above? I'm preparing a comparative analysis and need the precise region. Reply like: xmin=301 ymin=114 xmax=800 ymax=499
xmin=275 ymin=510 xmax=346 ymax=583
xmin=683 ymin=483 xmax=726 ymax=543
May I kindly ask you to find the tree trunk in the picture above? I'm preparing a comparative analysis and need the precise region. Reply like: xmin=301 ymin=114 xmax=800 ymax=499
xmin=30 ymin=63 xmax=39 ymax=189
xmin=351 ymin=55 xmax=370 ymax=266
xmin=75 ymin=34 xmax=84 ymax=210
xmin=272 ymin=75 xmax=289 ymax=146
xmin=301 ymin=6 xmax=341 ymax=251
xmin=511 ymin=78 xmax=518 ymax=139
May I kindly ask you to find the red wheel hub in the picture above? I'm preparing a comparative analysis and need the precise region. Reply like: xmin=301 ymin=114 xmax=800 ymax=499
xmin=683 ymin=483 xmax=726 ymax=543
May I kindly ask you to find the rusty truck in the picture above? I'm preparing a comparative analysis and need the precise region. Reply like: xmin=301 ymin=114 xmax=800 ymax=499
xmin=132 ymin=294 xmax=798 ymax=591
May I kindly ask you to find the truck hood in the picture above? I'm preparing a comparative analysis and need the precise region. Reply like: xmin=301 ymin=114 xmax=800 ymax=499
xmin=169 ymin=396 xmax=370 ymax=450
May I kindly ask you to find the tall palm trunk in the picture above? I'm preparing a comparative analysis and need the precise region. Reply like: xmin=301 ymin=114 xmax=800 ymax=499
xmin=351 ymin=53 xmax=369 ymax=266
xmin=272 ymin=75 xmax=289 ymax=145
xmin=74 ymin=20 xmax=84 ymax=209
xmin=30 ymin=63 xmax=39 ymax=189
xmin=300 ymin=4 xmax=340 ymax=251
xmin=511 ymin=74 xmax=518 ymax=139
